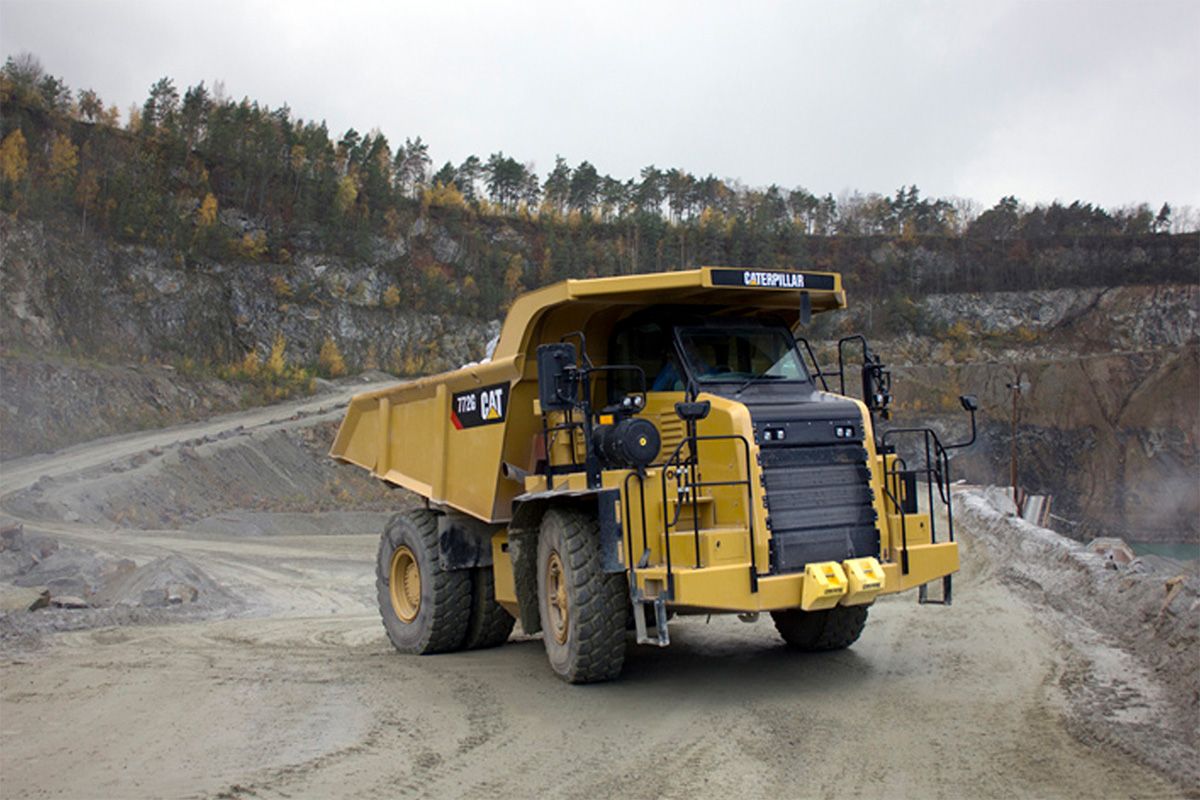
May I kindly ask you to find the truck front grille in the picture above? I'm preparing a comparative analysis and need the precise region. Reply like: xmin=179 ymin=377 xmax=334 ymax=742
xmin=759 ymin=442 xmax=879 ymax=574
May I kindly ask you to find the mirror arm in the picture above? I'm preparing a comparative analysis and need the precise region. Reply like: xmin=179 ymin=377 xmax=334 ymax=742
xmin=945 ymin=408 xmax=977 ymax=451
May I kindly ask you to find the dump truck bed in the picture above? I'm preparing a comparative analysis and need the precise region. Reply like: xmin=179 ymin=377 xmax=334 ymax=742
xmin=330 ymin=267 xmax=845 ymax=522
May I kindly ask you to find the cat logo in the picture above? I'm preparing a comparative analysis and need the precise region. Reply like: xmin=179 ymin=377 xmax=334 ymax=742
xmin=743 ymin=270 xmax=804 ymax=288
xmin=482 ymin=387 xmax=504 ymax=420
xmin=709 ymin=268 xmax=836 ymax=292
xmin=450 ymin=383 xmax=509 ymax=429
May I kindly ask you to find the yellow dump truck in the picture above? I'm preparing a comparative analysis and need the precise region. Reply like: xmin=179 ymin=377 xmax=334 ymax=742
xmin=332 ymin=267 xmax=977 ymax=682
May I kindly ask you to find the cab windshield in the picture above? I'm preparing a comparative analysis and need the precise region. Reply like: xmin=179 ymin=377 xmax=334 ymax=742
xmin=675 ymin=325 xmax=810 ymax=386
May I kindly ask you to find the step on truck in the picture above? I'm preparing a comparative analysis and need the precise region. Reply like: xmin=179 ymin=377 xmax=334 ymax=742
xmin=331 ymin=266 xmax=977 ymax=683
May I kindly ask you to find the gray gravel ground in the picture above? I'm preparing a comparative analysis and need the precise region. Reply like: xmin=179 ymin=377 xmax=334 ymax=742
xmin=0 ymin=387 xmax=1194 ymax=799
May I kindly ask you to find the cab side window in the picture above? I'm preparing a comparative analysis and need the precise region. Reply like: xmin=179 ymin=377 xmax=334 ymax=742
xmin=607 ymin=319 xmax=676 ymax=401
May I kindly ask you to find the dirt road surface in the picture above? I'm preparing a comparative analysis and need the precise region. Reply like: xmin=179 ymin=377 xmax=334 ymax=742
xmin=0 ymin=388 xmax=1190 ymax=799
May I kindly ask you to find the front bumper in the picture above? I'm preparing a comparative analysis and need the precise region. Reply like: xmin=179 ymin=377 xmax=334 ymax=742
xmin=632 ymin=540 xmax=959 ymax=613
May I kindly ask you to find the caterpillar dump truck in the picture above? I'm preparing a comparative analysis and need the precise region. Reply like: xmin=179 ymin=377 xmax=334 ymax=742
xmin=331 ymin=267 xmax=977 ymax=683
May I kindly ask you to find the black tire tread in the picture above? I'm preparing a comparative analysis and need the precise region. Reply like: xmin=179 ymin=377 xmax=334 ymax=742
xmin=463 ymin=566 xmax=515 ymax=650
xmin=540 ymin=508 xmax=627 ymax=683
xmin=771 ymin=605 xmax=869 ymax=651
xmin=376 ymin=509 xmax=471 ymax=654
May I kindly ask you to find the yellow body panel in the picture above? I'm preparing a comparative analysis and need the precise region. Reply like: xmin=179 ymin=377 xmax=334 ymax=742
xmin=490 ymin=532 xmax=519 ymax=617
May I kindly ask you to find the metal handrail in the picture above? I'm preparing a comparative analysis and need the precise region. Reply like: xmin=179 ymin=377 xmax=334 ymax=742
xmin=658 ymin=431 xmax=759 ymax=592
xmin=793 ymin=335 xmax=831 ymax=392
xmin=622 ymin=470 xmax=651 ymax=594
xmin=879 ymin=426 xmax=956 ymax=575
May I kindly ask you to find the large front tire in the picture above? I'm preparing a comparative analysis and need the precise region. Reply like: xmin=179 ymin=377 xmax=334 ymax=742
xmin=376 ymin=510 xmax=471 ymax=654
xmin=536 ymin=508 xmax=627 ymax=683
xmin=771 ymin=605 xmax=869 ymax=651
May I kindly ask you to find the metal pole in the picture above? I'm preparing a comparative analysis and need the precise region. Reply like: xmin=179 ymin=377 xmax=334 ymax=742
xmin=1006 ymin=375 xmax=1029 ymax=511
xmin=1010 ymin=383 xmax=1018 ymax=508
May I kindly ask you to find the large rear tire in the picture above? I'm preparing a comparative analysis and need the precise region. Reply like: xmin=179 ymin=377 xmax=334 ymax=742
xmin=771 ymin=605 xmax=869 ymax=651
xmin=462 ymin=566 xmax=515 ymax=650
xmin=536 ymin=508 xmax=627 ymax=683
xmin=376 ymin=509 xmax=470 ymax=654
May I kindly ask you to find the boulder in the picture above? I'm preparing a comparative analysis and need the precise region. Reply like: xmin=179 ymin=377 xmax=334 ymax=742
xmin=0 ymin=584 xmax=48 ymax=612
xmin=49 ymin=595 xmax=89 ymax=609
xmin=0 ymin=523 xmax=23 ymax=551
xmin=1089 ymin=537 xmax=1136 ymax=566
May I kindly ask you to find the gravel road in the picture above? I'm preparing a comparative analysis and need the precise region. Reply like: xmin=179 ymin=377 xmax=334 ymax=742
xmin=0 ymin=388 xmax=1190 ymax=800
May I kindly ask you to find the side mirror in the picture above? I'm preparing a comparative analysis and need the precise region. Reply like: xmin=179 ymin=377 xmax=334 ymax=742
xmin=799 ymin=291 xmax=812 ymax=327
xmin=536 ymin=343 xmax=578 ymax=411
xmin=946 ymin=394 xmax=979 ymax=450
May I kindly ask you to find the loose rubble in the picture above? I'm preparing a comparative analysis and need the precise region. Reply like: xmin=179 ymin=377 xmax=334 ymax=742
xmin=956 ymin=487 xmax=1199 ymax=787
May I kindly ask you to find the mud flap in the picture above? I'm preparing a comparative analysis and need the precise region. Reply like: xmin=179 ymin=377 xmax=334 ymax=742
xmin=507 ymin=530 xmax=542 ymax=634
xmin=437 ymin=514 xmax=496 ymax=571
xmin=596 ymin=489 xmax=624 ymax=573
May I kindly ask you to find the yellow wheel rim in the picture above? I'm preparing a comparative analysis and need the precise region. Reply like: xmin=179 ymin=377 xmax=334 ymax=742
xmin=546 ymin=550 xmax=569 ymax=644
xmin=389 ymin=545 xmax=421 ymax=623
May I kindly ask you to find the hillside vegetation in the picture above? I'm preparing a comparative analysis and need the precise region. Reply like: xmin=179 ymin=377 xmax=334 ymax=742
xmin=1 ymin=54 xmax=1195 ymax=328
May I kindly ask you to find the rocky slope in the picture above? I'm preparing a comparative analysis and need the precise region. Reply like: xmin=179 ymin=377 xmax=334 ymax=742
xmin=0 ymin=351 xmax=245 ymax=458
xmin=954 ymin=487 xmax=1198 ymax=785
xmin=0 ymin=215 xmax=496 ymax=376
xmin=813 ymin=284 xmax=1200 ymax=542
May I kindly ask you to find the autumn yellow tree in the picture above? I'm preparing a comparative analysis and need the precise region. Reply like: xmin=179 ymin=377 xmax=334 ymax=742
xmin=422 ymin=181 xmax=466 ymax=211
xmin=197 ymin=192 xmax=218 ymax=226
xmin=235 ymin=230 xmax=268 ymax=260
xmin=333 ymin=175 xmax=357 ymax=216
xmin=47 ymin=133 xmax=79 ymax=191
xmin=289 ymin=144 xmax=306 ymax=173
xmin=504 ymin=253 xmax=524 ymax=293
xmin=239 ymin=348 xmax=261 ymax=378
xmin=0 ymin=129 xmax=28 ymax=184
xmin=266 ymin=333 xmax=287 ymax=377
xmin=318 ymin=338 xmax=347 ymax=377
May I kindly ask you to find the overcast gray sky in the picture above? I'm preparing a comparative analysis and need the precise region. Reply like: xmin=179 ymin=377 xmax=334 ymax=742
xmin=2 ymin=0 xmax=1198 ymax=209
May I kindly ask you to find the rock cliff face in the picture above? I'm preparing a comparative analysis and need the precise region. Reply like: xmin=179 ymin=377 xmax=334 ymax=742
xmin=822 ymin=285 xmax=1199 ymax=542
xmin=0 ymin=216 xmax=497 ymax=375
